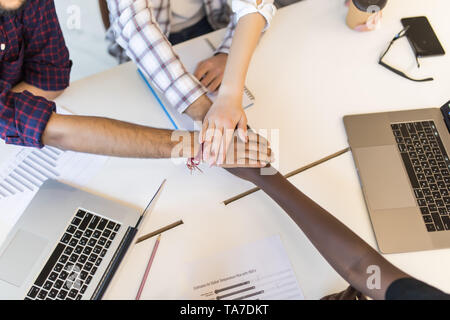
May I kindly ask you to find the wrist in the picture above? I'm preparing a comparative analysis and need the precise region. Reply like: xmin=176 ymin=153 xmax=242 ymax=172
xmin=191 ymin=131 xmax=201 ymax=159
xmin=184 ymin=94 xmax=212 ymax=122
xmin=178 ymin=131 xmax=200 ymax=159
xmin=215 ymin=92 xmax=244 ymax=114
xmin=251 ymin=167 xmax=279 ymax=188
xmin=218 ymin=84 xmax=244 ymax=101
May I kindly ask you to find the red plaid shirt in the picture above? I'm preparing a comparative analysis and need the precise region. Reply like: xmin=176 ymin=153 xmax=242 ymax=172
xmin=0 ymin=0 xmax=72 ymax=148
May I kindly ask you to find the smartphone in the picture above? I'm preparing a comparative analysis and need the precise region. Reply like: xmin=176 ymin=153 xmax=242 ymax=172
xmin=401 ymin=16 xmax=445 ymax=58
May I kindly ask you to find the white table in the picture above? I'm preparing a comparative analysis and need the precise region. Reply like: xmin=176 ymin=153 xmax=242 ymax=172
xmin=244 ymin=0 xmax=450 ymax=174
xmin=1 ymin=0 xmax=449 ymax=299
xmin=51 ymin=0 xmax=450 ymax=299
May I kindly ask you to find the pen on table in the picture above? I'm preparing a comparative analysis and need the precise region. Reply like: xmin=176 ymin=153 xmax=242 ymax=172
xmin=223 ymin=147 xmax=351 ymax=205
xmin=136 ymin=220 xmax=183 ymax=244
xmin=135 ymin=234 xmax=162 ymax=300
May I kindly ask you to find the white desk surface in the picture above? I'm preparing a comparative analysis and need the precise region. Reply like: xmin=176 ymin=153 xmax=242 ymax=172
xmin=1 ymin=0 xmax=449 ymax=299
xmin=244 ymin=0 xmax=450 ymax=174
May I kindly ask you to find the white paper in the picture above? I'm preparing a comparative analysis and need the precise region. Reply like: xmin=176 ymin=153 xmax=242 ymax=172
xmin=185 ymin=235 xmax=304 ymax=300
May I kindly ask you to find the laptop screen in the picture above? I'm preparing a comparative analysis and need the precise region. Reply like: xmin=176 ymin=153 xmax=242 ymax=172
xmin=441 ymin=100 xmax=450 ymax=133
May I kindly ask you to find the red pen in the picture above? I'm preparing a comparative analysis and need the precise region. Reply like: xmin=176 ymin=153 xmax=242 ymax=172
xmin=135 ymin=234 xmax=161 ymax=300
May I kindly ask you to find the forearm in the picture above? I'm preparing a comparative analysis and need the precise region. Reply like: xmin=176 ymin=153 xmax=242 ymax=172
xmin=42 ymin=113 xmax=197 ymax=159
xmin=12 ymin=82 xmax=64 ymax=101
xmin=228 ymin=168 xmax=409 ymax=300
xmin=219 ymin=13 xmax=266 ymax=96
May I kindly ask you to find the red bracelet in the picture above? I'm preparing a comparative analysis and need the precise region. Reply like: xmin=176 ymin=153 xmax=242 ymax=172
xmin=187 ymin=142 xmax=204 ymax=173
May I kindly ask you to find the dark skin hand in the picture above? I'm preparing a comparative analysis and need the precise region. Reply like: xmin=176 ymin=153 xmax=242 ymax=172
xmin=225 ymin=166 xmax=411 ymax=300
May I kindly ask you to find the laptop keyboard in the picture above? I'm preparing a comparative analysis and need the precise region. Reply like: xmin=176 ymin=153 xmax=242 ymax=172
xmin=392 ymin=121 xmax=450 ymax=232
xmin=25 ymin=209 xmax=121 ymax=300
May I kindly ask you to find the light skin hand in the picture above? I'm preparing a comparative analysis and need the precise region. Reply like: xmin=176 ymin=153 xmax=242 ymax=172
xmin=180 ymin=94 xmax=274 ymax=168
xmin=194 ymin=53 xmax=228 ymax=93
xmin=200 ymin=94 xmax=248 ymax=166
xmin=218 ymin=130 xmax=272 ymax=168
xmin=197 ymin=12 xmax=266 ymax=166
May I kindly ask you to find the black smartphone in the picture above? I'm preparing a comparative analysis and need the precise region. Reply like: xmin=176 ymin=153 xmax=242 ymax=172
xmin=401 ymin=16 xmax=445 ymax=58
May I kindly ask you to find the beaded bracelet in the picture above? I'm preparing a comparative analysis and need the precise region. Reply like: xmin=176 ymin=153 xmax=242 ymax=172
xmin=187 ymin=142 xmax=204 ymax=173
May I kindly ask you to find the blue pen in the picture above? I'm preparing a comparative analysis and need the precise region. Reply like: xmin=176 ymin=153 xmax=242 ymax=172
xmin=137 ymin=69 xmax=179 ymax=130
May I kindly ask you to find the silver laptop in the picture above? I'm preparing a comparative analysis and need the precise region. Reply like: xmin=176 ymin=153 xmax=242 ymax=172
xmin=344 ymin=101 xmax=450 ymax=254
xmin=0 ymin=179 xmax=166 ymax=300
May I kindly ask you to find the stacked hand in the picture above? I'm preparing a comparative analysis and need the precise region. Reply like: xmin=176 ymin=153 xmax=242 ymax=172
xmin=216 ymin=130 xmax=272 ymax=168
xmin=191 ymin=130 xmax=272 ymax=169
xmin=194 ymin=54 xmax=249 ymax=166
xmin=200 ymin=95 xmax=248 ymax=165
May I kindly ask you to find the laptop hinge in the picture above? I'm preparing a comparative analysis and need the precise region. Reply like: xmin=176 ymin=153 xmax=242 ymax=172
xmin=91 ymin=226 xmax=137 ymax=300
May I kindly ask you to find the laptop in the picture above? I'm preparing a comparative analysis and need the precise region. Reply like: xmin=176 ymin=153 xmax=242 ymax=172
xmin=344 ymin=101 xmax=450 ymax=254
xmin=0 ymin=179 xmax=166 ymax=300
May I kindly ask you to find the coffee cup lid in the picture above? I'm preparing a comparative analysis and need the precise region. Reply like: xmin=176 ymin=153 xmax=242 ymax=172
xmin=352 ymin=0 xmax=388 ymax=12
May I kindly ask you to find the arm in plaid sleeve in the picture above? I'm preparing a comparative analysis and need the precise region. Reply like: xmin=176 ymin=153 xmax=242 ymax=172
xmin=22 ymin=0 xmax=72 ymax=91
xmin=107 ymin=0 xmax=207 ymax=113
xmin=0 ymin=84 xmax=56 ymax=148
xmin=0 ymin=0 xmax=70 ymax=148
xmin=215 ymin=0 xmax=276 ymax=55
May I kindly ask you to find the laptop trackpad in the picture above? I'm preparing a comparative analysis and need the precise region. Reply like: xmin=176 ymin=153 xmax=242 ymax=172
xmin=0 ymin=230 xmax=48 ymax=287
xmin=354 ymin=145 xmax=416 ymax=210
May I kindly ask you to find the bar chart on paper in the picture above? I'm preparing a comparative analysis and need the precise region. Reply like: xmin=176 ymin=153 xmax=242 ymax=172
xmin=186 ymin=235 xmax=304 ymax=300
xmin=0 ymin=146 xmax=63 ymax=196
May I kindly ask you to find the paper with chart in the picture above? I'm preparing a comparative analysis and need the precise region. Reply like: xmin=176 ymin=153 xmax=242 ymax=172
xmin=186 ymin=235 xmax=304 ymax=300
xmin=0 ymin=108 xmax=109 ymax=244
